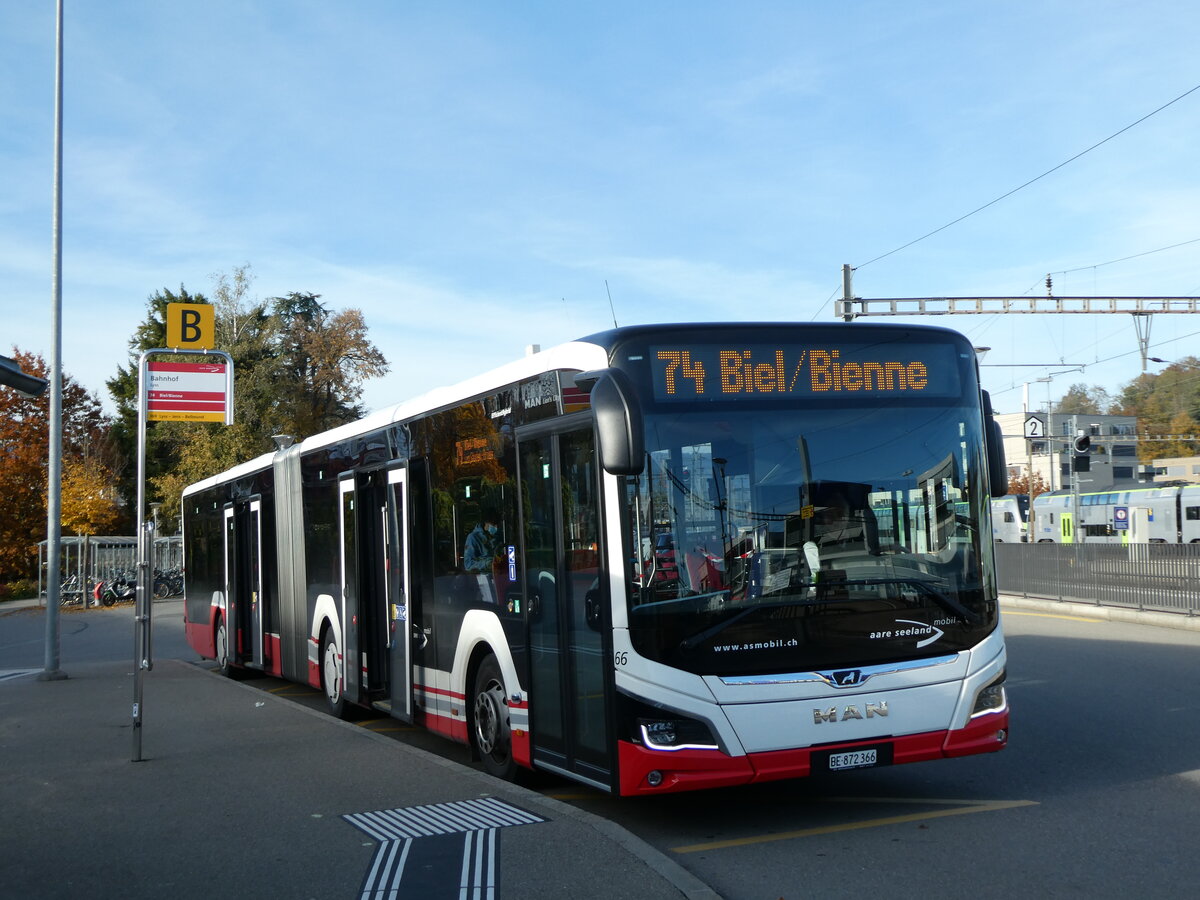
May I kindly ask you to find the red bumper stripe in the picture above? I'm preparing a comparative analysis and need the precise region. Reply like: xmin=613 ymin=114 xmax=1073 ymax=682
xmin=617 ymin=710 xmax=1009 ymax=796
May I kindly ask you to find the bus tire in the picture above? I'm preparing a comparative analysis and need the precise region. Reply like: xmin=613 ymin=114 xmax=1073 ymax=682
xmin=471 ymin=655 xmax=515 ymax=781
xmin=215 ymin=615 xmax=237 ymax=678
xmin=321 ymin=628 xmax=347 ymax=719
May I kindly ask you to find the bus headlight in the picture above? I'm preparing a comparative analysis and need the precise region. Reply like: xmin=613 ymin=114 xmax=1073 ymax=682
xmin=637 ymin=716 xmax=719 ymax=751
xmin=970 ymin=671 xmax=1007 ymax=718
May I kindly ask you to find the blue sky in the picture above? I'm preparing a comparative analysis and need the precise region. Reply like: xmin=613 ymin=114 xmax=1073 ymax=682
xmin=3 ymin=1 xmax=1199 ymax=417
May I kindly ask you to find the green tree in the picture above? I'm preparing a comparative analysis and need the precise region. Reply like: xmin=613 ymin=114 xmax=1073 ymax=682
xmin=107 ymin=284 xmax=213 ymax=508
xmin=1053 ymin=383 xmax=1112 ymax=415
xmin=122 ymin=272 xmax=390 ymax=524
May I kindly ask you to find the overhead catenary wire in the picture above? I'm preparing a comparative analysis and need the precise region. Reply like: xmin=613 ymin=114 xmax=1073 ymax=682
xmin=854 ymin=83 xmax=1200 ymax=271
xmin=1050 ymin=237 xmax=1200 ymax=277
xmin=989 ymin=326 xmax=1200 ymax=398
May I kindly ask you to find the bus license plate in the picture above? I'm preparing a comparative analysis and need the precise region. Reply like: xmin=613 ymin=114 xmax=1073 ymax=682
xmin=828 ymin=749 xmax=878 ymax=771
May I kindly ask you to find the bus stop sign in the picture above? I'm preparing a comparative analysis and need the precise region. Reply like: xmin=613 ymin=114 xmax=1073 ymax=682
xmin=166 ymin=302 xmax=215 ymax=350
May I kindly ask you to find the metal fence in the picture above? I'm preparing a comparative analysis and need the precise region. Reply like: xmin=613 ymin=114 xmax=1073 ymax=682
xmin=994 ymin=542 xmax=1200 ymax=616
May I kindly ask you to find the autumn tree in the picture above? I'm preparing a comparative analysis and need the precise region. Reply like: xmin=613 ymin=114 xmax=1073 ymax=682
xmin=1156 ymin=411 xmax=1200 ymax=459
xmin=0 ymin=349 xmax=115 ymax=581
xmin=269 ymin=292 xmax=389 ymax=437
xmin=1111 ymin=359 xmax=1200 ymax=462
xmin=1006 ymin=469 xmax=1050 ymax=500
xmin=61 ymin=456 xmax=122 ymax=536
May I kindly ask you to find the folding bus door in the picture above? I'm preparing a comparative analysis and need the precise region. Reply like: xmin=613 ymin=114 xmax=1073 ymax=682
xmin=521 ymin=425 xmax=612 ymax=790
xmin=246 ymin=499 xmax=264 ymax=667
xmin=338 ymin=476 xmax=362 ymax=705
xmin=347 ymin=465 xmax=414 ymax=721
xmin=384 ymin=467 xmax=413 ymax=721
xmin=223 ymin=499 xmax=264 ymax=669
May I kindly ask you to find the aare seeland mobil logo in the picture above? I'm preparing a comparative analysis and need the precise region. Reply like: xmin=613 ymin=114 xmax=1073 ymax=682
xmin=868 ymin=619 xmax=944 ymax=649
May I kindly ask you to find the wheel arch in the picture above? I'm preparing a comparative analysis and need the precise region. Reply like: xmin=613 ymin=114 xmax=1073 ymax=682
xmin=309 ymin=592 xmax=342 ymax=689
xmin=453 ymin=609 xmax=522 ymax=706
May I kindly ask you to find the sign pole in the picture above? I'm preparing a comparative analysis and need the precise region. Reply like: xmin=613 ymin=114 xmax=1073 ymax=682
xmin=132 ymin=343 xmax=232 ymax=762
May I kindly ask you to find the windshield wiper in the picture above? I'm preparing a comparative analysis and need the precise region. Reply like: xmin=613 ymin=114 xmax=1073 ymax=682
xmin=836 ymin=577 xmax=982 ymax=626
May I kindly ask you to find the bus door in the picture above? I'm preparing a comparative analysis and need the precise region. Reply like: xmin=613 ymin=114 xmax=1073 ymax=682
xmin=223 ymin=498 xmax=265 ymax=668
xmin=384 ymin=466 xmax=413 ymax=721
xmin=338 ymin=477 xmax=363 ymax=705
xmin=520 ymin=425 xmax=613 ymax=790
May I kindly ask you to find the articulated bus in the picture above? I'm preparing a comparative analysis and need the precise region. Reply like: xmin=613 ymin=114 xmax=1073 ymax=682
xmin=1030 ymin=484 xmax=1200 ymax=543
xmin=182 ymin=322 xmax=1010 ymax=796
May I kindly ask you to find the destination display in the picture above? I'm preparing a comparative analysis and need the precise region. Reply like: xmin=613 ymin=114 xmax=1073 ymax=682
xmin=649 ymin=342 xmax=963 ymax=402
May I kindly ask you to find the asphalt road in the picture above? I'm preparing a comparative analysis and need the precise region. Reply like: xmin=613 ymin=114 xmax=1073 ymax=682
xmin=6 ymin=600 xmax=1200 ymax=899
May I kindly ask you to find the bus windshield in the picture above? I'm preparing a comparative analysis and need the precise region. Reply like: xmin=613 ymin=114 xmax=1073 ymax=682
xmin=624 ymin=401 xmax=998 ymax=676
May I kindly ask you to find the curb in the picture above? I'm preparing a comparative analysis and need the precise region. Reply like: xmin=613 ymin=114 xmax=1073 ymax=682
xmin=189 ymin=660 xmax=723 ymax=900
xmin=1001 ymin=594 xmax=1200 ymax=632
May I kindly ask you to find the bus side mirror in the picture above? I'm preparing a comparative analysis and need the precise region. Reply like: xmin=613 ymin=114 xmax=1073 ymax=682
xmin=981 ymin=390 xmax=1008 ymax=496
xmin=575 ymin=368 xmax=645 ymax=476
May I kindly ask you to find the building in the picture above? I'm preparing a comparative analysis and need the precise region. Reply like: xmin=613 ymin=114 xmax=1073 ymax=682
xmin=997 ymin=411 xmax=1147 ymax=493
xmin=1151 ymin=455 xmax=1200 ymax=483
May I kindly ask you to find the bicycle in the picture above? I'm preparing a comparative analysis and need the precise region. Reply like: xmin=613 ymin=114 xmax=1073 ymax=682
xmin=58 ymin=574 xmax=84 ymax=607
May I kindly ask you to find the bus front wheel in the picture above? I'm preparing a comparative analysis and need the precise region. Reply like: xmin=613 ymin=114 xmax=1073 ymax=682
xmin=472 ymin=655 xmax=515 ymax=781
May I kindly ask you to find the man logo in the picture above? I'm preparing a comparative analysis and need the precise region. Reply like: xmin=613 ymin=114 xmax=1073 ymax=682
xmin=832 ymin=669 xmax=863 ymax=686
xmin=813 ymin=701 xmax=889 ymax=724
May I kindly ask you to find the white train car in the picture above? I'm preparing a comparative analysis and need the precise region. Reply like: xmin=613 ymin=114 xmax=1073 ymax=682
xmin=1029 ymin=484 xmax=1200 ymax=543
xmin=991 ymin=495 xmax=1029 ymax=542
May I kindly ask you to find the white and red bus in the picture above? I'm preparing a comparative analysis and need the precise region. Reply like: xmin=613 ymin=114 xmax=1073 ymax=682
xmin=182 ymin=322 xmax=1010 ymax=795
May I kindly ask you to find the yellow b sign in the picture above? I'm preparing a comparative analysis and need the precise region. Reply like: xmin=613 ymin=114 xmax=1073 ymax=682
xmin=166 ymin=303 xmax=215 ymax=350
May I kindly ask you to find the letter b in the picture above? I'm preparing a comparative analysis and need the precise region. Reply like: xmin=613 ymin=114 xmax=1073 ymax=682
xmin=167 ymin=302 xmax=213 ymax=349
xmin=181 ymin=310 xmax=201 ymax=343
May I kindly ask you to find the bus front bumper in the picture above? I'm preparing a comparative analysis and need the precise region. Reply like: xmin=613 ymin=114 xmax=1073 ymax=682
xmin=616 ymin=708 xmax=1009 ymax=796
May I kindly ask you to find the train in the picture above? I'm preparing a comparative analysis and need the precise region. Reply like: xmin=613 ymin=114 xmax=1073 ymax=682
xmin=1022 ymin=484 xmax=1200 ymax=543
xmin=991 ymin=495 xmax=1030 ymax=542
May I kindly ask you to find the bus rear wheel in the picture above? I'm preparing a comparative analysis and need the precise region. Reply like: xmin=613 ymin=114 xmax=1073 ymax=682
xmin=321 ymin=629 xmax=347 ymax=719
xmin=472 ymin=655 xmax=515 ymax=781
xmin=215 ymin=615 xmax=233 ymax=676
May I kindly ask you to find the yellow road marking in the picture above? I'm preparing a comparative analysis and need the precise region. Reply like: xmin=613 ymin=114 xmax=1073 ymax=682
xmin=1003 ymin=610 xmax=1104 ymax=623
xmin=670 ymin=799 xmax=1037 ymax=853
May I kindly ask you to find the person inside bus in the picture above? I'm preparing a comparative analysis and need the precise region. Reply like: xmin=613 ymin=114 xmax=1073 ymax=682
xmin=463 ymin=509 xmax=500 ymax=603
